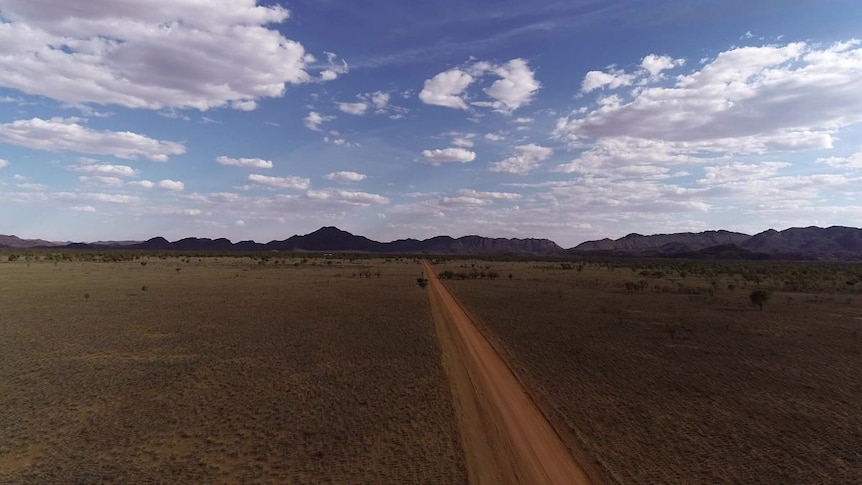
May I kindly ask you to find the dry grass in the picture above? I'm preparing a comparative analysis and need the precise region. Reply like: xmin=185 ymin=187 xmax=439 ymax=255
xmin=0 ymin=256 xmax=465 ymax=484
xmin=438 ymin=259 xmax=862 ymax=484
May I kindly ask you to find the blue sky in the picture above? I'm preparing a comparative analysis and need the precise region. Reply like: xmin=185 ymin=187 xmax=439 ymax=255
xmin=1 ymin=0 xmax=861 ymax=247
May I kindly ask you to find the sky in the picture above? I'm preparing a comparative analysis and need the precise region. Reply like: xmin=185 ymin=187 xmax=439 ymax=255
xmin=1 ymin=1 xmax=861 ymax=247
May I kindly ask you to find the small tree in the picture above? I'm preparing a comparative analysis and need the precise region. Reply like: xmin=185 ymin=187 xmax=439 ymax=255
xmin=749 ymin=289 xmax=770 ymax=311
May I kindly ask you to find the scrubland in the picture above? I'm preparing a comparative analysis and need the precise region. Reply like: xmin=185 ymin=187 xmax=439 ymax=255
xmin=438 ymin=259 xmax=861 ymax=484
xmin=0 ymin=255 xmax=465 ymax=484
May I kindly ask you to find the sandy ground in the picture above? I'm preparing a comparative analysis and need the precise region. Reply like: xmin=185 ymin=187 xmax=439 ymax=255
xmin=423 ymin=261 xmax=600 ymax=484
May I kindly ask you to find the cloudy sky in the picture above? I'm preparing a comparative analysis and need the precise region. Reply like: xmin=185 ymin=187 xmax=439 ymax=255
xmin=1 ymin=1 xmax=861 ymax=246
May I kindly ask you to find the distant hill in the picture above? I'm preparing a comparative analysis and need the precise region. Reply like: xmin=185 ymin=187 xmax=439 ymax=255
xmin=573 ymin=230 xmax=750 ymax=253
xmin=740 ymin=226 xmax=862 ymax=259
xmin=572 ymin=226 xmax=862 ymax=260
xmin=0 ymin=235 xmax=59 ymax=248
xmin=5 ymin=225 xmax=862 ymax=259
xmin=57 ymin=226 xmax=564 ymax=255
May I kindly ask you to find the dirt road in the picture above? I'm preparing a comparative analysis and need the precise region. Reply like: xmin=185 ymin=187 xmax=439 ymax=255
xmin=423 ymin=261 xmax=599 ymax=485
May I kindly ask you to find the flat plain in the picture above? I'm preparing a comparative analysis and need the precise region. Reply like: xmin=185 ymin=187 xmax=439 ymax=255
xmin=0 ymin=255 xmax=465 ymax=484
xmin=438 ymin=259 xmax=861 ymax=484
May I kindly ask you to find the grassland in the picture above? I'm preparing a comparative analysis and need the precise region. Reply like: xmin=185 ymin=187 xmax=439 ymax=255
xmin=0 ymin=255 xmax=465 ymax=484
xmin=438 ymin=259 xmax=861 ymax=484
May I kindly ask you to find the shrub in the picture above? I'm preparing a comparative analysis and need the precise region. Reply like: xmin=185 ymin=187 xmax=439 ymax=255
xmin=750 ymin=289 xmax=770 ymax=310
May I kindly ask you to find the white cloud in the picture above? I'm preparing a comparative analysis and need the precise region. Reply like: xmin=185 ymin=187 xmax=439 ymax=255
xmin=157 ymin=179 xmax=185 ymax=191
xmin=0 ymin=0 xmax=314 ymax=111
xmin=419 ymin=69 xmax=474 ymax=109
xmin=641 ymin=54 xmax=685 ymax=77
xmin=304 ymin=111 xmax=334 ymax=131
xmin=818 ymin=149 xmax=862 ymax=169
xmin=71 ymin=205 xmax=96 ymax=212
xmin=324 ymin=171 xmax=367 ymax=183
xmin=438 ymin=196 xmax=491 ymax=206
xmin=216 ymin=156 xmax=273 ymax=169
xmin=555 ymin=137 xmax=701 ymax=174
xmin=484 ymin=133 xmax=504 ymax=141
xmin=319 ymin=51 xmax=349 ymax=81
xmin=561 ymin=41 xmax=862 ymax=147
xmin=581 ymin=69 xmax=635 ymax=93
xmin=337 ymin=102 xmax=369 ymax=115
xmin=451 ymin=133 xmax=476 ymax=148
xmin=698 ymin=162 xmax=790 ymax=185
xmin=421 ymin=147 xmax=477 ymax=165
xmin=71 ymin=163 xmax=138 ymax=177
xmin=58 ymin=192 xmax=138 ymax=204
xmin=489 ymin=144 xmax=553 ymax=174
xmin=248 ymin=173 xmax=310 ymax=190
xmin=456 ymin=189 xmax=521 ymax=201
xmin=79 ymin=175 xmax=124 ymax=186
xmin=420 ymin=58 xmax=540 ymax=112
xmin=0 ymin=158 xmax=8 ymax=169
xmin=305 ymin=188 xmax=388 ymax=205
xmin=0 ymin=117 xmax=185 ymax=161
xmin=371 ymin=91 xmax=390 ymax=110
xmin=474 ymin=58 xmax=540 ymax=112
xmin=128 ymin=180 xmax=155 ymax=189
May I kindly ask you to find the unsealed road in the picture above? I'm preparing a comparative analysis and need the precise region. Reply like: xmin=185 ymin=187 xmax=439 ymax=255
xmin=423 ymin=261 xmax=599 ymax=485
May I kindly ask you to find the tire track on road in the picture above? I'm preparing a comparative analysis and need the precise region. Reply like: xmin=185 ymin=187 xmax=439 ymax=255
xmin=423 ymin=261 xmax=600 ymax=485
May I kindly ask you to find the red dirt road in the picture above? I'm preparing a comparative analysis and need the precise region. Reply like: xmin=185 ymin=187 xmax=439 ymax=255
xmin=423 ymin=262 xmax=599 ymax=485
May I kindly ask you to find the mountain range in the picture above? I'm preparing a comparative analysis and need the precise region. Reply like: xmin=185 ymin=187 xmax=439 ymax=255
xmin=2 ymin=225 xmax=862 ymax=260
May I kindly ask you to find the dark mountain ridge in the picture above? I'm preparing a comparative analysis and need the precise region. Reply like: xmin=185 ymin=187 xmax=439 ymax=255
xmin=4 ymin=225 xmax=862 ymax=260
xmin=570 ymin=226 xmax=862 ymax=260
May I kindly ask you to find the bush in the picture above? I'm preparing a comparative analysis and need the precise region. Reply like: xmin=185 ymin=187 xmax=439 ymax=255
xmin=750 ymin=289 xmax=771 ymax=310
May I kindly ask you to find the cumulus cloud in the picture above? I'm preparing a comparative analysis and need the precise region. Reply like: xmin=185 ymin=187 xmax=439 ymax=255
xmin=337 ymin=102 xmax=369 ymax=115
xmin=581 ymin=69 xmax=636 ymax=93
xmin=157 ymin=179 xmax=185 ymax=191
xmin=305 ymin=188 xmax=388 ymax=205
xmin=0 ymin=0 xmax=315 ymax=110
xmin=0 ymin=117 xmax=185 ymax=161
xmin=128 ymin=180 xmax=155 ymax=189
xmin=371 ymin=91 xmax=390 ymax=110
xmin=456 ymin=189 xmax=521 ymax=201
xmin=561 ymin=41 xmax=862 ymax=148
xmin=419 ymin=69 xmax=474 ymax=109
xmin=641 ymin=54 xmax=685 ymax=77
xmin=71 ymin=163 xmax=138 ymax=177
xmin=489 ymin=144 xmax=553 ymax=174
xmin=420 ymin=59 xmax=540 ymax=112
xmin=216 ymin=156 xmax=273 ymax=169
xmin=421 ymin=147 xmax=477 ymax=165
xmin=699 ymin=162 xmax=790 ymax=185
xmin=474 ymin=58 xmax=540 ymax=112
xmin=79 ymin=175 xmax=124 ymax=186
xmin=304 ymin=111 xmax=334 ymax=131
xmin=0 ymin=158 xmax=9 ymax=169
xmin=324 ymin=171 xmax=367 ymax=183
xmin=484 ymin=133 xmax=504 ymax=141
xmin=248 ymin=173 xmax=310 ymax=190
xmin=818 ymin=149 xmax=862 ymax=169
xmin=555 ymin=137 xmax=700 ymax=174
xmin=71 ymin=205 xmax=96 ymax=212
